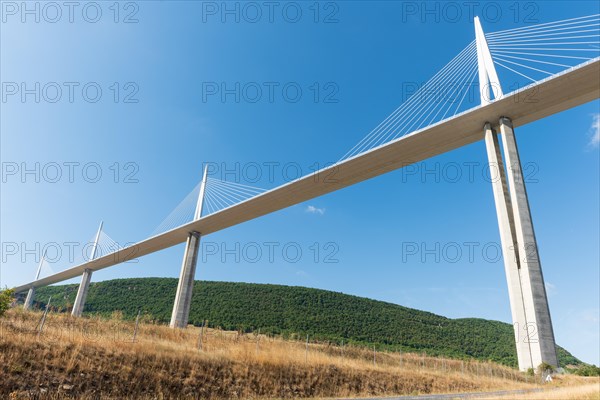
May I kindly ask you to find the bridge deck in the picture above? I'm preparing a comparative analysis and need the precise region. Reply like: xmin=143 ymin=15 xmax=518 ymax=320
xmin=13 ymin=58 xmax=600 ymax=293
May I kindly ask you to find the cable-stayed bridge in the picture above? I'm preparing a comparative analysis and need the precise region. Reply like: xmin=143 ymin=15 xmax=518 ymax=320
xmin=12 ymin=15 xmax=600 ymax=372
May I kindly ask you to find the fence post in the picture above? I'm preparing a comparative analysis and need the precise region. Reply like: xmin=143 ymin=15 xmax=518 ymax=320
xmin=37 ymin=296 xmax=52 ymax=339
xmin=197 ymin=319 xmax=206 ymax=351
xmin=255 ymin=328 xmax=260 ymax=355
xmin=132 ymin=309 xmax=141 ymax=343
xmin=305 ymin=334 xmax=309 ymax=363
xmin=373 ymin=346 xmax=376 ymax=366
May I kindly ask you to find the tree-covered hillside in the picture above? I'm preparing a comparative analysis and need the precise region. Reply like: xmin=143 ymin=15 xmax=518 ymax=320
xmin=34 ymin=278 xmax=580 ymax=368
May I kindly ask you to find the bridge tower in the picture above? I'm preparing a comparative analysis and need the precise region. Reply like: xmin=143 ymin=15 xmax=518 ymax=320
xmin=170 ymin=166 xmax=208 ymax=329
xmin=71 ymin=221 xmax=103 ymax=317
xmin=475 ymin=17 xmax=558 ymax=371
xmin=23 ymin=250 xmax=46 ymax=310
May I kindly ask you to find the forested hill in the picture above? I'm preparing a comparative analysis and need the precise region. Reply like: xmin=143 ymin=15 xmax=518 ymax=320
xmin=34 ymin=278 xmax=580 ymax=368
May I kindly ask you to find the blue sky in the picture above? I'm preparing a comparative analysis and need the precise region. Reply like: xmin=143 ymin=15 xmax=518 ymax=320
xmin=1 ymin=1 xmax=599 ymax=365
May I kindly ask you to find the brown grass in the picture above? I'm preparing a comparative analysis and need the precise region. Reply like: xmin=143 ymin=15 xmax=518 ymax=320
xmin=481 ymin=378 xmax=599 ymax=399
xmin=0 ymin=308 xmax=568 ymax=399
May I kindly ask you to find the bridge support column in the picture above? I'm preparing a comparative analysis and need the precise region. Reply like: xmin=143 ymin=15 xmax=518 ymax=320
xmin=23 ymin=288 xmax=36 ymax=310
xmin=72 ymin=269 xmax=92 ymax=317
xmin=71 ymin=221 xmax=103 ymax=318
xmin=485 ymin=118 xmax=558 ymax=371
xmin=170 ymin=166 xmax=208 ymax=329
xmin=23 ymin=252 xmax=46 ymax=311
xmin=498 ymin=117 xmax=558 ymax=369
xmin=170 ymin=232 xmax=201 ymax=328
xmin=484 ymin=123 xmax=534 ymax=371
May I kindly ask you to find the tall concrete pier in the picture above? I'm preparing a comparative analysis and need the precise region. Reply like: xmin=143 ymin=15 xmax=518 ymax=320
xmin=23 ymin=251 xmax=46 ymax=310
xmin=71 ymin=221 xmax=103 ymax=317
xmin=476 ymin=16 xmax=558 ymax=370
xmin=498 ymin=117 xmax=558 ymax=369
xmin=484 ymin=118 xmax=558 ymax=370
xmin=170 ymin=166 xmax=208 ymax=329
xmin=484 ymin=123 xmax=535 ymax=370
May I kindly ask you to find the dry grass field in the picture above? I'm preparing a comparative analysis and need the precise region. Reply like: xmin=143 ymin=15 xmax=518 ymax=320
xmin=0 ymin=308 xmax=595 ymax=399
xmin=482 ymin=381 xmax=599 ymax=399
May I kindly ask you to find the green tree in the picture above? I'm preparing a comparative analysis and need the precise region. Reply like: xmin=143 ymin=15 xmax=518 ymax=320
xmin=0 ymin=289 xmax=15 ymax=317
xmin=537 ymin=362 xmax=556 ymax=376
xmin=573 ymin=364 xmax=600 ymax=376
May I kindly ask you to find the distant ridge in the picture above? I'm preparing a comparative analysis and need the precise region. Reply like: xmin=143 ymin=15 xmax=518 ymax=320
xmin=34 ymin=278 xmax=581 ymax=368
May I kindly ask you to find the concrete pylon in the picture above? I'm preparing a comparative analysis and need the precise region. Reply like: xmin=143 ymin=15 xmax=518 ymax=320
xmin=71 ymin=221 xmax=103 ymax=318
xmin=475 ymin=16 xmax=558 ymax=370
xmin=170 ymin=166 xmax=208 ymax=329
xmin=499 ymin=117 xmax=558 ymax=369
xmin=23 ymin=251 xmax=46 ymax=310
xmin=474 ymin=16 xmax=502 ymax=104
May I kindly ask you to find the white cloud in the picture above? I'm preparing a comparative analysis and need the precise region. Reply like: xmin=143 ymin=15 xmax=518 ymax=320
xmin=545 ymin=282 xmax=557 ymax=296
xmin=306 ymin=205 xmax=325 ymax=215
xmin=588 ymin=113 xmax=600 ymax=149
xmin=580 ymin=309 xmax=600 ymax=324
